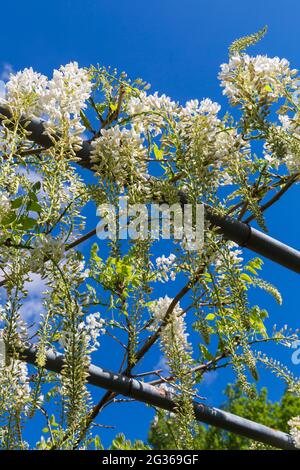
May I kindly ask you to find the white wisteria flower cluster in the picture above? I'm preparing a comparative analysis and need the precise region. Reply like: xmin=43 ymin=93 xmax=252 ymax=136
xmin=219 ymin=54 xmax=297 ymax=105
xmin=30 ymin=235 xmax=65 ymax=273
xmin=91 ymin=125 xmax=147 ymax=187
xmin=6 ymin=67 xmax=48 ymax=115
xmin=149 ymin=295 xmax=189 ymax=352
xmin=0 ymin=191 xmax=10 ymax=223
xmin=79 ymin=312 xmax=106 ymax=352
xmin=127 ymin=91 xmax=178 ymax=135
xmin=0 ymin=360 xmax=31 ymax=413
xmin=155 ymin=253 xmax=177 ymax=282
xmin=288 ymin=416 xmax=300 ymax=448
xmin=214 ymin=241 xmax=244 ymax=272
xmin=4 ymin=62 xmax=93 ymax=151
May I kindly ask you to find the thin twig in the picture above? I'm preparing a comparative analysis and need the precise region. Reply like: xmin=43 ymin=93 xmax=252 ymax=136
xmin=243 ymin=173 xmax=300 ymax=224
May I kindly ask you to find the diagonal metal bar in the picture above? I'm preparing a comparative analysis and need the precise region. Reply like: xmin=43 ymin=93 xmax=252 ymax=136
xmin=205 ymin=208 xmax=300 ymax=274
xmin=1 ymin=106 xmax=300 ymax=274
xmin=18 ymin=344 xmax=297 ymax=450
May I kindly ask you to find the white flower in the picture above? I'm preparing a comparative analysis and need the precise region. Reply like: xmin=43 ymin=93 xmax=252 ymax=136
xmin=279 ymin=114 xmax=293 ymax=131
xmin=91 ymin=125 xmax=147 ymax=185
xmin=288 ymin=416 xmax=300 ymax=448
xmin=30 ymin=235 xmax=65 ymax=273
xmin=199 ymin=98 xmax=221 ymax=115
xmin=128 ymin=91 xmax=177 ymax=116
xmin=0 ymin=360 xmax=31 ymax=414
xmin=0 ymin=191 xmax=10 ymax=222
xmin=155 ymin=253 xmax=177 ymax=282
xmin=149 ymin=295 xmax=189 ymax=351
xmin=5 ymin=62 xmax=92 ymax=151
xmin=227 ymin=241 xmax=243 ymax=264
xmin=177 ymin=96 xmax=249 ymax=183
xmin=79 ymin=312 xmax=105 ymax=351
xmin=181 ymin=98 xmax=220 ymax=117
xmin=219 ymin=54 xmax=296 ymax=105
xmin=41 ymin=62 xmax=92 ymax=120
xmin=6 ymin=67 xmax=48 ymax=115
xmin=214 ymin=241 xmax=243 ymax=271
xmin=127 ymin=91 xmax=178 ymax=135
xmin=179 ymin=98 xmax=221 ymax=121
xmin=40 ymin=62 xmax=92 ymax=150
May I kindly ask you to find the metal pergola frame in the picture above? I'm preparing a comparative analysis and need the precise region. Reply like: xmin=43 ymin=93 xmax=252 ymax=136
xmin=0 ymin=106 xmax=299 ymax=449
xmin=20 ymin=344 xmax=296 ymax=450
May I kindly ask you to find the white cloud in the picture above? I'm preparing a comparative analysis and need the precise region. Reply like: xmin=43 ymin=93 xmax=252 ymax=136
xmin=0 ymin=64 xmax=13 ymax=103
xmin=20 ymin=298 xmax=44 ymax=323
xmin=20 ymin=273 xmax=48 ymax=324
xmin=0 ymin=63 xmax=13 ymax=82
xmin=201 ymin=370 xmax=218 ymax=386
xmin=17 ymin=167 xmax=43 ymax=184
xmin=0 ymin=80 xmax=6 ymax=102
xmin=155 ymin=355 xmax=169 ymax=375
xmin=1 ymin=273 xmax=49 ymax=335
xmin=24 ymin=273 xmax=48 ymax=296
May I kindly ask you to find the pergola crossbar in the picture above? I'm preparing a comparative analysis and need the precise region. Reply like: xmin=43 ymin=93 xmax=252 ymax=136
xmin=20 ymin=344 xmax=297 ymax=450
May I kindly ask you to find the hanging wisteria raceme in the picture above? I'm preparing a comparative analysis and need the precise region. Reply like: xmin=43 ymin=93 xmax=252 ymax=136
xmin=91 ymin=125 xmax=148 ymax=187
xmin=1 ymin=28 xmax=300 ymax=450
xmin=288 ymin=417 xmax=300 ymax=449
xmin=3 ymin=62 xmax=93 ymax=152
xmin=155 ymin=254 xmax=177 ymax=283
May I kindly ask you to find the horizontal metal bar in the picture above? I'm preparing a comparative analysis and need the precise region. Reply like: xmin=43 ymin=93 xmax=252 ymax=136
xmin=19 ymin=344 xmax=296 ymax=450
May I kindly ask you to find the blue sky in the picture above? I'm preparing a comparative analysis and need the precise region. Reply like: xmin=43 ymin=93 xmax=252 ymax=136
xmin=2 ymin=0 xmax=300 ymax=447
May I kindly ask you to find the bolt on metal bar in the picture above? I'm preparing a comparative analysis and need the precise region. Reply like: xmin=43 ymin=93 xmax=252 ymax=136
xmin=1 ymin=106 xmax=300 ymax=274
xmin=19 ymin=344 xmax=296 ymax=450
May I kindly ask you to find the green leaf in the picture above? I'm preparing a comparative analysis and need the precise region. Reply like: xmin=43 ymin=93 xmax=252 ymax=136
xmin=1 ymin=211 xmax=17 ymax=226
xmin=91 ymin=243 xmax=101 ymax=263
xmin=264 ymin=85 xmax=273 ymax=93
xmin=110 ymin=103 xmax=118 ymax=112
xmin=18 ymin=216 xmax=36 ymax=230
xmin=32 ymin=181 xmax=41 ymax=192
xmin=199 ymin=344 xmax=214 ymax=361
xmin=11 ymin=197 xmax=24 ymax=209
xmin=27 ymin=200 xmax=42 ymax=213
xmin=241 ymin=273 xmax=252 ymax=283
xmin=153 ymin=143 xmax=164 ymax=160
xmin=50 ymin=415 xmax=58 ymax=427
xmin=250 ymin=366 xmax=259 ymax=381
xmin=205 ymin=313 xmax=215 ymax=321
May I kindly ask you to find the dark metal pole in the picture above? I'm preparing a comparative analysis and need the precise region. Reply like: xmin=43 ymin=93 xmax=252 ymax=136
xmin=20 ymin=344 xmax=296 ymax=450
xmin=0 ymin=106 xmax=93 ymax=170
xmin=206 ymin=209 xmax=300 ymax=274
